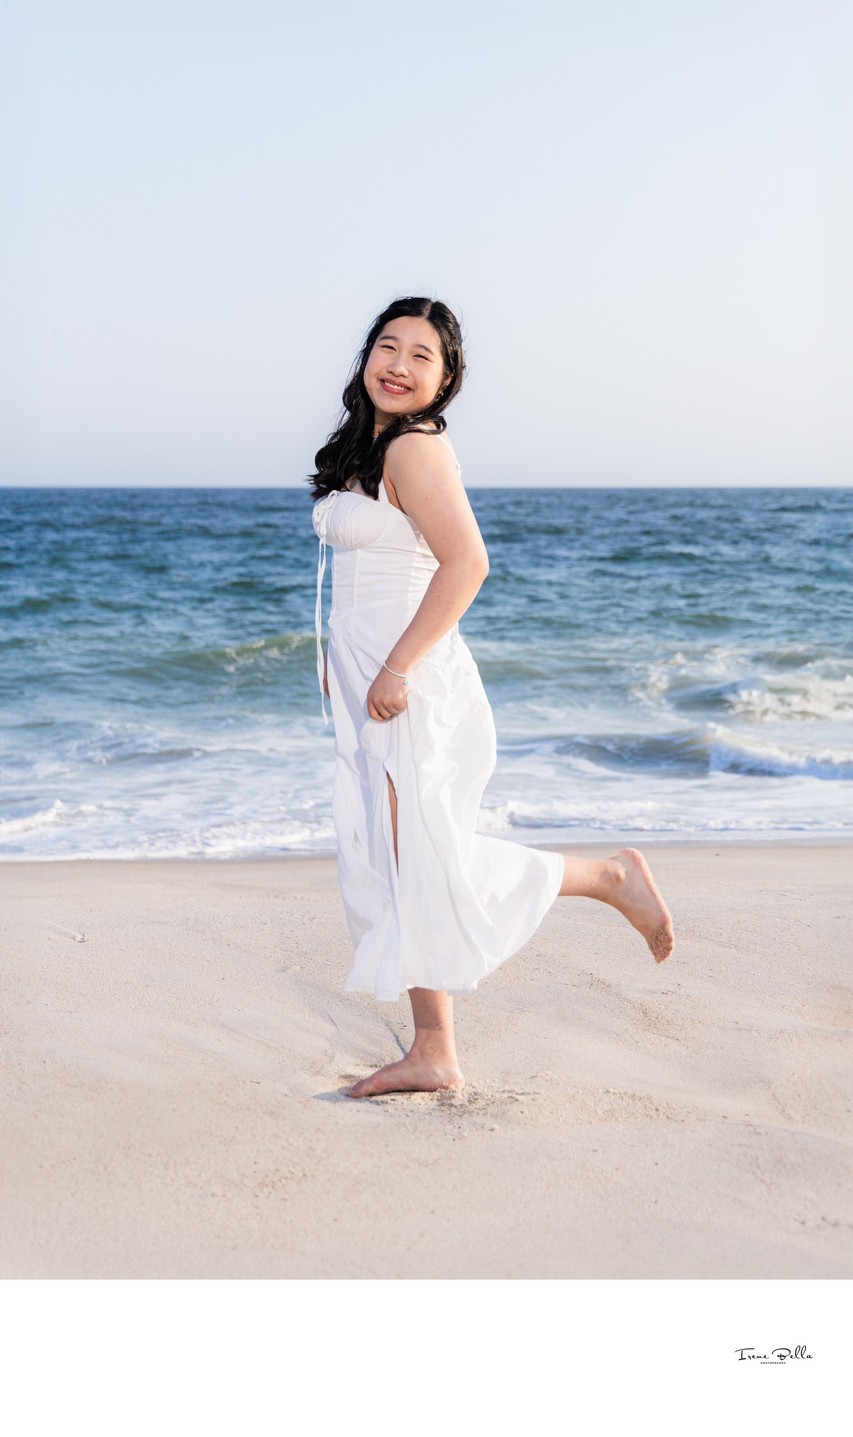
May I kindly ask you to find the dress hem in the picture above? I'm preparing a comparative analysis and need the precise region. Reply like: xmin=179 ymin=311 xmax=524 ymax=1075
xmin=343 ymin=846 xmax=565 ymax=1003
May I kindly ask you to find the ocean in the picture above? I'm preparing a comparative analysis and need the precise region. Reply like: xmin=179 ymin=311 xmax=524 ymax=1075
xmin=1 ymin=485 xmax=851 ymax=859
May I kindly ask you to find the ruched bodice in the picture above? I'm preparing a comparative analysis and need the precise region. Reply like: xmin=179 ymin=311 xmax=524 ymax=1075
xmin=316 ymin=483 xmax=438 ymax=615
xmin=310 ymin=432 xmax=563 ymax=1002
xmin=312 ymin=459 xmax=446 ymax=723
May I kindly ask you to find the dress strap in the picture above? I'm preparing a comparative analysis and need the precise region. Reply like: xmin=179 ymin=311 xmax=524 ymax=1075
xmin=404 ymin=427 xmax=462 ymax=472
xmin=434 ymin=432 xmax=461 ymax=472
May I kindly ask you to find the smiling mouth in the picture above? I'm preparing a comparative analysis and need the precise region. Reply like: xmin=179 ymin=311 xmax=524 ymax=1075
xmin=380 ymin=380 xmax=411 ymax=394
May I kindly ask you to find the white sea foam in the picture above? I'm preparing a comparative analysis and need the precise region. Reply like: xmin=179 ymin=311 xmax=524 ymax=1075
xmin=0 ymin=798 xmax=100 ymax=838
xmin=631 ymin=646 xmax=748 ymax=705
xmin=704 ymin=722 xmax=853 ymax=780
xmin=5 ymin=694 xmax=850 ymax=858
xmin=477 ymin=769 xmax=853 ymax=842
xmin=630 ymin=647 xmax=853 ymax=726
xmin=728 ymin=671 xmax=853 ymax=723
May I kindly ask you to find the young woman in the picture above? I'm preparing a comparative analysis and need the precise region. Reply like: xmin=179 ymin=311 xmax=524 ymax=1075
xmin=311 ymin=296 xmax=674 ymax=1099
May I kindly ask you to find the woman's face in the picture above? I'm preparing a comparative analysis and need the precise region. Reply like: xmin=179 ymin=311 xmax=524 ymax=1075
xmin=363 ymin=316 xmax=448 ymax=431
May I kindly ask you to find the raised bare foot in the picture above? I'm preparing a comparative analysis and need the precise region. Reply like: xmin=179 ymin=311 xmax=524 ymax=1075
xmin=605 ymin=847 xmax=675 ymax=963
xmin=347 ymin=1053 xmax=465 ymax=1099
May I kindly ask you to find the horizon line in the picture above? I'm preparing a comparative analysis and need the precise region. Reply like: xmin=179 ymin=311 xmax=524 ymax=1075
xmin=2 ymin=482 xmax=851 ymax=493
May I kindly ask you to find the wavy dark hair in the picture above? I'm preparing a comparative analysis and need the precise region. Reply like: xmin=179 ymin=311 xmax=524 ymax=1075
xmin=308 ymin=296 xmax=466 ymax=501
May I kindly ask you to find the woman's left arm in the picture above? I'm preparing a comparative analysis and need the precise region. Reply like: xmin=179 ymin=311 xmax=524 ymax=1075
xmin=366 ymin=433 xmax=489 ymax=721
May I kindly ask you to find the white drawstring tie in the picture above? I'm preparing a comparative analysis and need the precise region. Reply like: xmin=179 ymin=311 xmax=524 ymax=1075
xmin=312 ymin=494 xmax=337 ymax=725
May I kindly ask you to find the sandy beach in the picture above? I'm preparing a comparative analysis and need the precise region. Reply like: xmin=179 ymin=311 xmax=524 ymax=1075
xmin=2 ymin=844 xmax=851 ymax=1279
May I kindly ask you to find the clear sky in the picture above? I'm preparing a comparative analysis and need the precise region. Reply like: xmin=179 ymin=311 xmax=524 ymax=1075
xmin=1 ymin=0 xmax=850 ymax=486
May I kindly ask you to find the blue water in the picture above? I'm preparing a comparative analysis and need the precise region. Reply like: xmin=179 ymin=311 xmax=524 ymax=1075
xmin=1 ymin=486 xmax=851 ymax=858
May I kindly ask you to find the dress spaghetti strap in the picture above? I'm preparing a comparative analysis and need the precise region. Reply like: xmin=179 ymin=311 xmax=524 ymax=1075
xmin=405 ymin=426 xmax=462 ymax=472
xmin=435 ymin=433 xmax=461 ymax=471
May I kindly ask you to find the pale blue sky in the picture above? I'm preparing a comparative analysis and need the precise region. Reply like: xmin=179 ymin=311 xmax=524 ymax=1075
xmin=1 ymin=0 xmax=849 ymax=486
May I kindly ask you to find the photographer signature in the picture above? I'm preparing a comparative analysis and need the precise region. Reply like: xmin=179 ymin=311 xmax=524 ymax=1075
xmin=734 ymin=1346 xmax=813 ymax=1364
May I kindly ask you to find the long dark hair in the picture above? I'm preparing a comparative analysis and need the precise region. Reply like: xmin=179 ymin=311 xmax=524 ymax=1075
xmin=308 ymin=296 xmax=466 ymax=501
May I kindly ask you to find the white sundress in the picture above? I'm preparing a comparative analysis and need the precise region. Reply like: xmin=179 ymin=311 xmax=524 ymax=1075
xmin=312 ymin=433 xmax=564 ymax=1002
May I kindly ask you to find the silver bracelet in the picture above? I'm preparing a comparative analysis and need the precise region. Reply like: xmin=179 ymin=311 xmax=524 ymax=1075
xmin=383 ymin=661 xmax=411 ymax=686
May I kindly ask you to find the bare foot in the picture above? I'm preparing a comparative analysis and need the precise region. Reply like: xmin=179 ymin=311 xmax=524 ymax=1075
xmin=347 ymin=1053 xmax=465 ymax=1099
xmin=605 ymin=847 xmax=675 ymax=963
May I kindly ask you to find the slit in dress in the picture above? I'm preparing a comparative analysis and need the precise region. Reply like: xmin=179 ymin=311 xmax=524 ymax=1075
xmin=385 ymin=770 xmax=399 ymax=871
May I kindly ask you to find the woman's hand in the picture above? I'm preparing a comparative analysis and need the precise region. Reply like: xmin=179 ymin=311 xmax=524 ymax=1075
xmin=366 ymin=666 xmax=410 ymax=721
xmin=323 ymin=650 xmax=330 ymax=697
